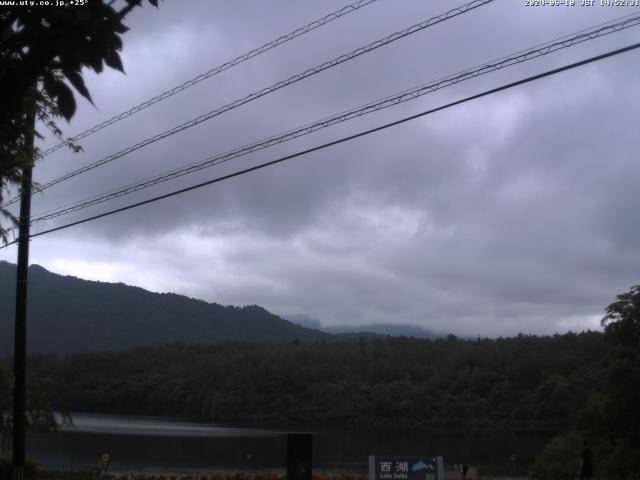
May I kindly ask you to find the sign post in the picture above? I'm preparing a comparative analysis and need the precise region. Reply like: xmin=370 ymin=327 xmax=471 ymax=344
xmin=369 ymin=456 xmax=444 ymax=480
xmin=101 ymin=453 xmax=110 ymax=475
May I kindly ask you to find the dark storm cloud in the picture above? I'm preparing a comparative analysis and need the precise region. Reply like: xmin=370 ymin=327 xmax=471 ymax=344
xmin=2 ymin=0 xmax=639 ymax=335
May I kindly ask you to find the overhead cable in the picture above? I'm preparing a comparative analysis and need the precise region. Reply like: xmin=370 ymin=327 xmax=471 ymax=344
xmin=2 ymin=40 xmax=636 ymax=248
xmin=37 ymin=0 xmax=380 ymax=159
xmin=1 ymin=0 xmax=494 ymax=209
xmin=28 ymin=13 xmax=640 ymax=224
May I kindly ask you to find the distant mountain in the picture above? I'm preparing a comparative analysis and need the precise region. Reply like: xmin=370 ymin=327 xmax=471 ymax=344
xmin=285 ymin=314 xmax=441 ymax=339
xmin=0 ymin=261 xmax=332 ymax=354
xmin=324 ymin=323 xmax=441 ymax=338
xmin=285 ymin=314 xmax=323 ymax=330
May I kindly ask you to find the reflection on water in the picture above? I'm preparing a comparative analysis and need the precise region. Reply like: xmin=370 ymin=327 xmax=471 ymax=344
xmin=31 ymin=413 xmax=288 ymax=473
xmin=27 ymin=413 xmax=550 ymax=475
xmin=58 ymin=413 xmax=281 ymax=438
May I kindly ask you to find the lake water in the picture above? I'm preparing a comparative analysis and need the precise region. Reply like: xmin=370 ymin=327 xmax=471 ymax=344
xmin=26 ymin=413 xmax=549 ymax=475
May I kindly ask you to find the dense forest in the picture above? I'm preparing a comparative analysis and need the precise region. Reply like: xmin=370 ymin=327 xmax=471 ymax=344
xmin=0 ymin=332 xmax=637 ymax=477
xmin=1 ymin=285 xmax=638 ymax=478
xmin=17 ymin=333 xmax=607 ymax=431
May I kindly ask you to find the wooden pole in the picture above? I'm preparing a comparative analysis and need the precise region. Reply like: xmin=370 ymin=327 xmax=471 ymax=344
xmin=13 ymin=112 xmax=34 ymax=480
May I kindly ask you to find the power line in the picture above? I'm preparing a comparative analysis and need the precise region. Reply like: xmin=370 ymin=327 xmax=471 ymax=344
xmin=37 ymin=0 xmax=380 ymax=159
xmin=1 ymin=0 xmax=494 ymax=208
xmin=2 ymin=40 xmax=636 ymax=249
xmin=27 ymin=13 xmax=640 ymax=224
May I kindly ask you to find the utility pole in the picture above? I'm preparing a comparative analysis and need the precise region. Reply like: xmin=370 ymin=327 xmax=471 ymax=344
xmin=13 ymin=111 xmax=35 ymax=480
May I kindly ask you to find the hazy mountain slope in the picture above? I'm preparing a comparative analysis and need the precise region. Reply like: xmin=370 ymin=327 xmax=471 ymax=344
xmin=0 ymin=261 xmax=330 ymax=353
xmin=324 ymin=323 xmax=440 ymax=338
xmin=285 ymin=314 xmax=440 ymax=338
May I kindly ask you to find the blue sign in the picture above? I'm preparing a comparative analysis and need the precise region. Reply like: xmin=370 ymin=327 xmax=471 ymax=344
xmin=369 ymin=456 xmax=444 ymax=480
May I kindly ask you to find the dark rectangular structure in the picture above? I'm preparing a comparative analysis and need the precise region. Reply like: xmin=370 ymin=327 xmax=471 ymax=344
xmin=287 ymin=433 xmax=312 ymax=480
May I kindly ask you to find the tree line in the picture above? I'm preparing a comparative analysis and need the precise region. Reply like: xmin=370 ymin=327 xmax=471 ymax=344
xmin=13 ymin=332 xmax=608 ymax=432
xmin=2 ymin=285 xmax=638 ymax=478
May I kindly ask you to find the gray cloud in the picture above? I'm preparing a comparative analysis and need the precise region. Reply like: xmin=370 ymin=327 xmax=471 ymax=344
xmin=2 ymin=0 xmax=640 ymax=336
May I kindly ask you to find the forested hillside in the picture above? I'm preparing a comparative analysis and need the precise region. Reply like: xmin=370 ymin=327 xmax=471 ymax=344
xmin=0 ymin=261 xmax=332 ymax=353
xmin=25 ymin=332 xmax=608 ymax=431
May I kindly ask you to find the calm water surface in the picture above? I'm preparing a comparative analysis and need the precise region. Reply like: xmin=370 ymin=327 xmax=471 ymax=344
xmin=26 ymin=413 xmax=549 ymax=475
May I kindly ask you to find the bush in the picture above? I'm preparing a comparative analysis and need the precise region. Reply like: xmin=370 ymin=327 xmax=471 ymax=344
xmin=529 ymin=432 xmax=581 ymax=480
xmin=0 ymin=453 xmax=38 ymax=480
xmin=596 ymin=441 xmax=640 ymax=480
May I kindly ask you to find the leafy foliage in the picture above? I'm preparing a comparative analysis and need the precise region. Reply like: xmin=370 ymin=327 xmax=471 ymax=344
xmin=529 ymin=432 xmax=582 ymax=480
xmin=531 ymin=285 xmax=640 ymax=480
xmin=602 ymin=285 xmax=640 ymax=351
xmin=600 ymin=285 xmax=640 ymax=447
xmin=0 ymin=363 xmax=70 ymax=456
xmin=0 ymin=452 xmax=37 ymax=479
xmin=0 ymin=0 xmax=159 ymax=240
xmin=23 ymin=332 xmax=609 ymax=432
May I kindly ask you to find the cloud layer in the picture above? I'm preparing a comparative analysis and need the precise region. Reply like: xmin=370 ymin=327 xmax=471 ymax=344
xmin=2 ymin=0 xmax=639 ymax=336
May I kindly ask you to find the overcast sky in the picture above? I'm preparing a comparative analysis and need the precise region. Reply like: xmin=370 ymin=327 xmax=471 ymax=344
xmin=2 ymin=0 xmax=639 ymax=337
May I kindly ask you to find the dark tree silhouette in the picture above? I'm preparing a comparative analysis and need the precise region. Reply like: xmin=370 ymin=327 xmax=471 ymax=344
xmin=601 ymin=285 xmax=640 ymax=448
xmin=602 ymin=285 xmax=640 ymax=350
xmin=0 ymin=0 xmax=159 ymax=240
xmin=0 ymin=364 xmax=69 ymax=453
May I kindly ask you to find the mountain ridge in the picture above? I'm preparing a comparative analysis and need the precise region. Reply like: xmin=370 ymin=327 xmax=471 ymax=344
xmin=285 ymin=313 xmax=443 ymax=338
xmin=0 ymin=260 xmax=334 ymax=353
